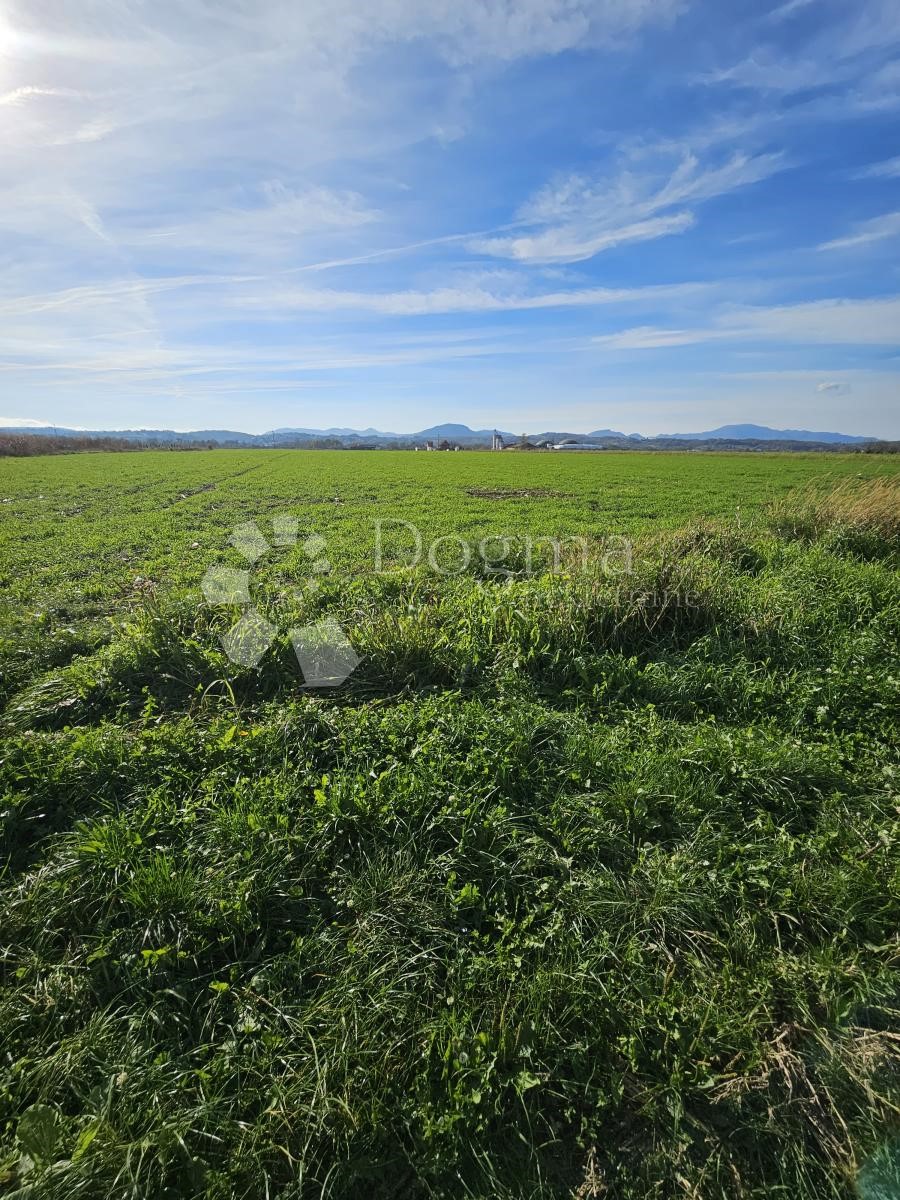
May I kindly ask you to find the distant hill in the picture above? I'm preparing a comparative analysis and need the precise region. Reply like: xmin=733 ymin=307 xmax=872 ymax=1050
xmin=3 ymin=421 xmax=879 ymax=448
xmin=525 ymin=429 xmax=631 ymax=443
xmin=271 ymin=426 xmax=398 ymax=438
xmin=1 ymin=426 xmax=259 ymax=444
xmin=412 ymin=423 xmax=515 ymax=442
xmin=587 ymin=428 xmax=633 ymax=439
xmin=667 ymin=424 xmax=872 ymax=444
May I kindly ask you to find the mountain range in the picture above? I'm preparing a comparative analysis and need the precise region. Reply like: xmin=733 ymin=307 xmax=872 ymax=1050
xmin=664 ymin=423 xmax=872 ymax=444
xmin=3 ymin=422 xmax=877 ymax=446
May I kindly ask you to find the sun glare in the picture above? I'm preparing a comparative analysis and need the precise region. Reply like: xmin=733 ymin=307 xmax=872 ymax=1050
xmin=0 ymin=10 xmax=20 ymax=85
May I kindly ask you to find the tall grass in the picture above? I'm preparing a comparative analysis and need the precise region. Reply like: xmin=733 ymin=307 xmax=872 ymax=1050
xmin=769 ymin=476 xmax=900 ymax=556
xmin=1 ymin=489 xmax=899 ymax=1199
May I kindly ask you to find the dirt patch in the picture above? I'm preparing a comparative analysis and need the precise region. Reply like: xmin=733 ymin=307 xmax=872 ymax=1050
xmin=464 ymin=487 xmax=573 ymax=500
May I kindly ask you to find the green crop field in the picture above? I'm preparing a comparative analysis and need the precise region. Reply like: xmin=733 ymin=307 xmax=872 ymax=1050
xmin=1 ymin=449 xmax=899 ymax=1200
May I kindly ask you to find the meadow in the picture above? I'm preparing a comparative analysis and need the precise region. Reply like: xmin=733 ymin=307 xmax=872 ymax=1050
xmin=1 ymin=449 xmax=899 ymax=1199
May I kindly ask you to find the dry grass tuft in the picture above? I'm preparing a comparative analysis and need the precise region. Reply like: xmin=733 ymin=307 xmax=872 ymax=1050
xmin=769 ymin=476 xmax=900 ymax=548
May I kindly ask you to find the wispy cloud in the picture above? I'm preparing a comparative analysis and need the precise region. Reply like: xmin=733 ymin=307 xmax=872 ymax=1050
xmin=592 ymin=325 xmax=729 ymax=350
xmin=0 ymin=0 xmax=689 ymax=286
xmin=593 ymin=296 xmax=900 ymax=349
xmin=705 ymin=54 xmax=827 ymax=93
xmin=0 ymin=330 xmax=574 ymax=386
xmin=818 ymin=210 xmax=900 ymax=250
xmin=0 ymin=275 xmax=709 ymax=330
xmin=233 ymin=278 xmax=708 ymax=315
xmin=469 ymin=213 xmax=694 ymax=264
xmin=470 ymin=150 xmax=784 ymax=264
xmin=816 ymin=380 xmax=851 ymax=393
xmin=764 ymin=0 xmax=817 ymax=23
xmin=854 ymin=154 xmax=900 ymax=178
xmin=705 ymin=0 xmax=900 ymax=107
xmin=0 ymin=86 xmax=88 ymax=106
xmin=0 ymin=0 xmax=897 ymax=436
xmin=119 ymin=184 xmax=380 ymax=267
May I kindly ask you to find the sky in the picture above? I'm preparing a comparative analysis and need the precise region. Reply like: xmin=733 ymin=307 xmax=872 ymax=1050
xmin=0 ymin=0 xmax=899 ymax=437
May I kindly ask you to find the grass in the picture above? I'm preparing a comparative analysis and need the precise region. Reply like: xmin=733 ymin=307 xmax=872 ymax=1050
xmin=1 ymin=453 xmax=899 ymax=1198
xmin=769 ymin=476 xmax=900 ymax=556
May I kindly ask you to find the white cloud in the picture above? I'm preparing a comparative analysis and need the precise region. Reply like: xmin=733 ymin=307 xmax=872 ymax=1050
xmin=469 ymin=213 xmax=694 ymax=264
xmin=854 ymin=155 xmax=900 ymax=178
xmin=593 ymin=325 xmax=729 ymax=349
xmin=0 ymin=416 xmax=52 ymax=427
xmin=593 ymin=296 xmax=900 ymax=349
xmin=0 ymin=86 xmax=88 ymax=106
xmin=0 ymin=0 xmax=894 ymax=437
xmin=0 ymin=269 xmax=714 ymax=404
xmin=819 ymin=210 xmax=900 ymax=250
xmin=471 ymin=150 xmax=784 ymax=264
xmin=0 ymin=0 xmax=689 ymax=292
xmin=816 ymin=380 xmax=850 ymax=393
xmin=705 ymin=0 xmax=900 ymax=107
xmin=705 ymin=55 xmax=826 ymax=93
xmin=717 ymin=295 xmax=900 ymax=345
xmin=0 ymin=330 xmax=569 ymax=387
xmin=229 ymin=279 xmax=709 ymax=315
xmin=118 ymin=183 xmax=380 ymax=267
xmin=0 ymin=275 xmax=708 ymax=333
xmin=764 ymin=0 xmax=817 ymax=23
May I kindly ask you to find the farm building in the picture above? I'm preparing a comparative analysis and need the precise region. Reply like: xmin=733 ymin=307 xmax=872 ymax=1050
xmin=552 ymin=440 xmax=606 ymax=450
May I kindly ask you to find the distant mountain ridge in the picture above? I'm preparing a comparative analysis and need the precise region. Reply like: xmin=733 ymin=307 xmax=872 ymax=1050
xmin=666 ymin=423 xmax=872 ymax=444
xmin=3 ymin=421 xmax=878 ymax=446
xmin=270 ymin=426 xmax=398 ymax=438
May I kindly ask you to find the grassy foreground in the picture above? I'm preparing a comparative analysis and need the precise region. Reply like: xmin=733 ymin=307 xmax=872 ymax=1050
xmin=1 ymin=456 xmax=899 ymax=1198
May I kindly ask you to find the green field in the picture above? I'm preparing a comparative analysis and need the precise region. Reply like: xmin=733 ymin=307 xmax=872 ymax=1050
xmin=1 ymin=450 xmax=899 ymax=1199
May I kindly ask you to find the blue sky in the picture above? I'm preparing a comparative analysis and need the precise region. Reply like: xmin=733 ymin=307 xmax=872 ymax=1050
xmin=1 ymin=0 xmax=898 ymax=436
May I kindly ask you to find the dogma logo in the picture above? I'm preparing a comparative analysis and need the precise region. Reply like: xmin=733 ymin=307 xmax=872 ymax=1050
xmin=201 ymin=516 xmax=359 ymax=687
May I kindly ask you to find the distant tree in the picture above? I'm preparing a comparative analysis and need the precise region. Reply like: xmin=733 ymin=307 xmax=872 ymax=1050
xmin=0 ymin=433 xmax=207 ymax=457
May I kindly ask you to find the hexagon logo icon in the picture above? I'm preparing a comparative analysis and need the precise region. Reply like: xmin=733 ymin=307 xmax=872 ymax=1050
xmin=200 ymin=517 xmax=359 ymax=685
xmin=289 ymin=619 xmax=360 ymax=687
